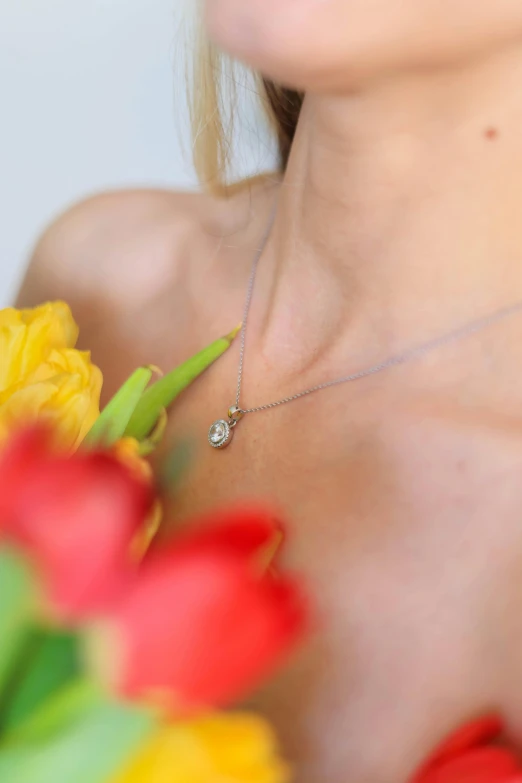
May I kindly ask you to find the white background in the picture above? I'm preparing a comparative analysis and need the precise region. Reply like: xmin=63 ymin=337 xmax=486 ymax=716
xmin=0 ymin=0 xmax=275 ymax=306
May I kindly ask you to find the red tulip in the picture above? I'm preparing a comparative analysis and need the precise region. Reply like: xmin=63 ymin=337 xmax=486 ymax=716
xmin=417 ymin=749 xmax=520 ymax=783
xmin=413 ymin=716 xmax=522 ymax=783
xmin=0 ymin=426 xmax=154 ymax=620
xmin=93 ymin=507 xmax=308 ymax=712
xmin=421 ymin=716 xmax=504 ymax=768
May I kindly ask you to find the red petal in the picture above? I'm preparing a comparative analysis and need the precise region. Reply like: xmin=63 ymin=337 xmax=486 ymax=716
xmin=112 ymin=543 xmax=307 ymax=711
xmin=1 ymin=433 xmax=153 ymax=620
xmin=416 ymin=748 xmax=521 ymax=783
xmin=422 ymin=716 xmax=504 ymax=769
xmin=160 ymin=505 xmax=283 ymax=562
xmin=0 ymin=426 xmax=58 ymax=526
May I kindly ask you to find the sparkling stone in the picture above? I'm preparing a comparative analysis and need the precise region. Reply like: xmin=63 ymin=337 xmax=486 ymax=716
xmin=210 ymin=422 xmax=226 ymax=443
xmin=209 ymin=418 xmax=234 ymax=450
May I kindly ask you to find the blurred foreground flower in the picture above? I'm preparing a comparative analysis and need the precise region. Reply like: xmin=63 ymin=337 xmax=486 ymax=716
xmin=412 ymin=716 xmax=522 ymax=783
xmin=0 ymin=427 xmax=308 ymax=720
xmin=0 ymin=426 xmax=153 ymax=620
xmin=0 ymin=438 xmax=304 ymax=782
xmin=90 ymin=507 xmax=307 ymax=713
xmin=0 ymin=302 xmax=101 ymax=448
xmin=111 ymin=712 xmax=290 ymax=783
xmin=0 ymin=302 xmax=302 ymax=782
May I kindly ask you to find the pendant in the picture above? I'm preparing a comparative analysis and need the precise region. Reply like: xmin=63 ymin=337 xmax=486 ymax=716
xmin=208 ymin=406 xmax=244 ymax=449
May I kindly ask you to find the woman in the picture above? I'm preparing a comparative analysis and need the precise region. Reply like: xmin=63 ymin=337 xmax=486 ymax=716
xmin=17 ymin=1 xmax=522 ymax=780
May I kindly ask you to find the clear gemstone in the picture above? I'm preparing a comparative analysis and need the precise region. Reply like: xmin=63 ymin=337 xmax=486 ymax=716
xmin=210 ymin=422 xmax=226 ymax=444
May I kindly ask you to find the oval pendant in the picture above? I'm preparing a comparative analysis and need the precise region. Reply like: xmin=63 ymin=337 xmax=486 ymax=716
xmin=208 ymin=419 xmax=233 ymax=449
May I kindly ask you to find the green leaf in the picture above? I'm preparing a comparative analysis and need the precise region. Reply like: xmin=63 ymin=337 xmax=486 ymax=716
xmin=83 ymin=366 xmax=154 ymax=447
xmin=1 ymin=629 xmax=80 ymax=734
xmin=3 ymin=680 xmax=99 ymax=746
xmin=0 ymin=548 xmax=35 ymax=707
xmin=125 ymin=325 xmax=240 ymax=442
xmin=0 ymin=680 xmax=156 ymax=783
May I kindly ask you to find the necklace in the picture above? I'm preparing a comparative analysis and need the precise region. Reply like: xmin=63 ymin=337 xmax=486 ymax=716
xmin=208 ymin=212 xmax=522 ymax=450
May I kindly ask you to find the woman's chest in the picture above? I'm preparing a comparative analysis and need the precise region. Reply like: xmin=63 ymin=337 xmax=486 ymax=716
xmin=160 ymin=378 xmax=522 ymax=780
xmin=161 ymin=354 xmax=522 ymax=603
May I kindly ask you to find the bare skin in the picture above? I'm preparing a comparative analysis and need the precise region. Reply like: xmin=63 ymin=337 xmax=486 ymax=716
xmin=18 ymin=15 xmax=522 ymax=783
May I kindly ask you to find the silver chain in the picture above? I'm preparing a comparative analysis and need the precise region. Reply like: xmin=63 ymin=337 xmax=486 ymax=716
xmin=234 ymin=208 xmax=522 ymax=416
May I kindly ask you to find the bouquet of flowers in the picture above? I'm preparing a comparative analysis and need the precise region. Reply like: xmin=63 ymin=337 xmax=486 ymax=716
xmin=0 ymin=301 xmax=307 ymax=783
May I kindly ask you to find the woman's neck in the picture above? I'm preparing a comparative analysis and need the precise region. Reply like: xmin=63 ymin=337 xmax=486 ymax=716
xmin=258 ymin=44 xmax=522 ymax=375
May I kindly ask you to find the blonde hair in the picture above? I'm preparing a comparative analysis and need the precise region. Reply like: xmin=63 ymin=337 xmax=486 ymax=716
xmin=190 ymin=35 xmax=303 ymax=194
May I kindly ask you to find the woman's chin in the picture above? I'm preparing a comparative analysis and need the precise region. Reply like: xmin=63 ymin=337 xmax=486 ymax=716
xmin=204 ymin=0 xmax=284 ymax=56
xmin=202 ymin=0 xmax=415 ymax=93
xmin=203 ymin=0 xmax=344 ymax=91
xmin=205 ymin=0 xmax=522 ymax=95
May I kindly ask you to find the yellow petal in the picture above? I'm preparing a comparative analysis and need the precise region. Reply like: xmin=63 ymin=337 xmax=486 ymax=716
xmin=110 ymin=713 xmax=291 ymax=783
xmin=0 ymin=347 xmax=102 ymax=450
xmin=111 ymin=437 xmax=162 ymax=557
xmin=112 ymin=437 xmax=154 ymax=483
xmin=0 ymin=301 xmax=78 ymax=392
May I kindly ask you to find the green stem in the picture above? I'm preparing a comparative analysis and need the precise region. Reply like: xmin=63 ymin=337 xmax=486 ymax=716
xmin=125 ymin=325 xmax=240 ymax=441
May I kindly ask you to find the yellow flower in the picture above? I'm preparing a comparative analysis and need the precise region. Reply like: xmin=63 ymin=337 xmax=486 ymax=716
xmin=110 ymin=713 xmax=291 ymax=783
xmin=0 ymin=302 xmax=78 ymax=388
xmin=0 ymin=302 xmax=102 ymax=449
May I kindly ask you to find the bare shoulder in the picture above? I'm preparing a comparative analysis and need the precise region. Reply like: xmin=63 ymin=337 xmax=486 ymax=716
xmin=17 ymin=187 xmax=241 ymax=307
xmin=15 ymin=179 xmax=277 ymax=395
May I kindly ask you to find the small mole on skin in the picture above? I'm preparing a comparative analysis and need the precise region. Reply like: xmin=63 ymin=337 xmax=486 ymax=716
xmin=456 ymin=459 xmax=466 ymax=475
xmin=484 ymin=127 xmax=499 ymax=140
